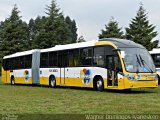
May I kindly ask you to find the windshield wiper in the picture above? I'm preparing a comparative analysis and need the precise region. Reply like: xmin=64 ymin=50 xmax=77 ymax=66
xmin=136 ymin=54 xmax=141 ymax=73
xmin=139 ymin=55 xmax=153 ymax=73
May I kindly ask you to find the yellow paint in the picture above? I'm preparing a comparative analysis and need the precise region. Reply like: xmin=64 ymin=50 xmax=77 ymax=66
xmin=123 ymin=76 xmax=158 ymax=88
xmin=15 ymin=77 xmax=32 ymax=84
xmin=104 ymin=78 xmax=107 ymax=88
xmin=40 ymin=77 xmax=49 ymax=85
xmin=1 ymin=67 xmax=10 ymax=84
xmin=2 ymin=67 xmax=6 ymax=83
xmin=95 ymin=41 xmax=118 ymax=49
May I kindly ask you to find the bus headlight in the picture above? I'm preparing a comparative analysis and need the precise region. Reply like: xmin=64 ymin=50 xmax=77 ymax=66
xmin=126 ymin=74 xmax=135 ymax=80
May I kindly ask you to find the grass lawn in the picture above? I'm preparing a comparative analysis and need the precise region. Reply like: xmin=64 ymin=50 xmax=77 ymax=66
xmin=0 ymin=76 xmax=160 ymax=119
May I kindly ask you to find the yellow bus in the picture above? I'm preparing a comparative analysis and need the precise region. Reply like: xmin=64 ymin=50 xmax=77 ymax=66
xmin=2 ymin=38 xmax=158 ymax=91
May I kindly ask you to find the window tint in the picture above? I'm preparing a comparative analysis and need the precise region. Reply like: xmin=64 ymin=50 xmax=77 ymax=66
xmin=80 ymin=48 xmax=92 ymax=66
xmin=13 ymin=57 xmax=20 ymax=69
xmin=3 ymin=54 xmax=32 ymax=70
xmin=93 ymin=47 xmax=104 ymax=67
xmin=58 ymin=50 xmax=68 ymax=67
xmin=151 ymin=54 xmax=160 ymax=68
xmin=19 ymin=56 xmax=25 ymax=68
xmin=69 ymin=49 xmax=80 ymax=67
xmin=49 ymin=52 xmax=58 ymax=67
xmin=2 ymin=59 xmax=10 ymax=70
xmin=105 ymin=46 xmax=115 ymax=55
xmin=25 ymin=55 xmax=32 ymax=68
xmin=40 ymin=52 xmax=49 ymax=68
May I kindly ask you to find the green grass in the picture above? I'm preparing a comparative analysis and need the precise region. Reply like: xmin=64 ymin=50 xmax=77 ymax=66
xmin=0 ymin=80 xmax=160 ymax=115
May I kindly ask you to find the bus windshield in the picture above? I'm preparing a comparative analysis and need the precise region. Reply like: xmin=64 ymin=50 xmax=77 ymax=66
xmin=120 ymin=48 xmax=156 ymax=73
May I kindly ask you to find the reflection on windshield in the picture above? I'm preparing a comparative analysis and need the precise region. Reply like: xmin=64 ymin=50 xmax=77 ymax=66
xmin=120 ymin=48 xmax=156 ymax=73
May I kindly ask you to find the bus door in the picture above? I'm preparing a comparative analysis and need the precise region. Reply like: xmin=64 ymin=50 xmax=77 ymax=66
xmin=106 ymin=55 xmax=120 ymax=87
xmin=58 ymin=51 xmax=68 ymax=85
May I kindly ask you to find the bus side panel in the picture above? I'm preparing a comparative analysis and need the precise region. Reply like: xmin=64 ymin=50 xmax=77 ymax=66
xmin=1 ymin=67 xmax=9 ymax=83
xmin=65 ymin=67 xmax=80 ymax=87
xmin=39 ymin=68 xmax=61 ymax=86
xmin=91 ymin=67 xmax=108 ymax=88
xmin=13 ymin=69 xmax=32 ymax=84
xmin=65 ymin=67 xmax=107 ymax=88
xmin=1 ymin=67 xmax=6 ymax=83
xmin=40 ymin=67 xmax=107 ymax=88
xmin=6 ymin=70 xmax=10 ymax=83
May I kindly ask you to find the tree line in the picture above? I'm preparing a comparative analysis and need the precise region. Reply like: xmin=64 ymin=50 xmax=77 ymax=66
xmin=0 ymin=0 xmax=79 ymax=73
xmin=99 ymin=3 xmax=159 ymax=51
xmin=0 ymin=1 xmax=159 ymax=75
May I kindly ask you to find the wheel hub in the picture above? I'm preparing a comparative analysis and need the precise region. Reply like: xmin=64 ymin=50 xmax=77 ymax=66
xmin=97 ymin=80 xmax=102 ymax=88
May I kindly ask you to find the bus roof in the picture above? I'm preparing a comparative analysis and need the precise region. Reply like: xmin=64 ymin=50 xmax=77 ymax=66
xmin=41 ymin=38 xmax=144 ymax=53
xmin=3 ymin=49 xmax=38 ymax=59
xmin=99 ymin=38 xmax=145 ymax=48
xmin=41 ymin=40 xmax=98 ymax=53
xmin=3 ymin=38 xmax=145 ymax=59
xmin=150 ymin=48 xmax=160 ymax=54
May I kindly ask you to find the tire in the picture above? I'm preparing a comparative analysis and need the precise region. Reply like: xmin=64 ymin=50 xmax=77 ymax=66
xmin=49 ymin=76 xmax=56 ymax=88
xmin=96 ymin=77 xmax=104 ymax=91
xmin=157 ymin=74 xmax=160 ymax=85
xmin=11 ymin=76 xmax=15 ymax=85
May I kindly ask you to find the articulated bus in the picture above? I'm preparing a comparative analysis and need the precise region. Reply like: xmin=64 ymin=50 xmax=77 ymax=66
xmin=2 ymin=38 xmax=158 ymax=91
xmin=150 ymin=48 xmax=160 ymax=84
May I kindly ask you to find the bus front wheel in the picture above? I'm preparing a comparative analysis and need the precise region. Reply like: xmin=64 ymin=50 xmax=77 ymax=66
xmin=49 ymin=76 xmax=56 ymax=88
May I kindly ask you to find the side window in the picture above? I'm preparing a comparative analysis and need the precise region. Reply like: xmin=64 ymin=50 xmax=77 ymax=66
xmin=58 ymin=50 xmax=68 ymax=67
xmin=19 ymin=56 xmax=25 ymax=69
xmin=40 ymin=53 xmax=49 ymax=68
xmin=25 ymin=55 xmax=32 ymax=68
xmin=10 ymin=58 xmax=14 ymax=70
xmin=2 ymin=59 xmax=10 ymax=70
xmin=155 ymin=54 xmax=160 ymax=62
xmin=49 ymin=52 xmax=58 ymax=67
xmin=93 ymin=47 xmax=104 ymax=67
xmin=80 ymin=48 xmax=92 ymax=66
xmin=105 ymin=46 xmax=122 ymax=71
xmin=151 ymin=54 xmax=155 ymax=61
xmin=105 ymin=46 xmax=115 ymax=55
xmin=153 ymin=54 xmax=160 ymax=68
xmin=69 ymin=49 xmax=79 ymax=67
xmin=13 ymin=57 xmax=20 ymax=69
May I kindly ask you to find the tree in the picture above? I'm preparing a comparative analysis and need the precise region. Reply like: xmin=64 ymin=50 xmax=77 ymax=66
xmin=0 ymin=5 xmax=28 ymax=75
xmin=99 ymin=17 xmax=124 ymax=39
xmin=126 ymin=3 xmax=158 ymax=50
xmin=29 ymin=16 xmax=47 ymax=48
xmin=0 ymin=4 xmax=29 ymax=55
xmin=65 ymin=16 xmax=78 ymax=43
xmin=32 ymin=0 xmax=74 ymax=49
xmin=77 ymin=36 xmax=86 ymax=43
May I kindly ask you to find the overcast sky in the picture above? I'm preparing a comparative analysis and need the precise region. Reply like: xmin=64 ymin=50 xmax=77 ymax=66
xmin=0 ymin=0 xmax=160 ymax=41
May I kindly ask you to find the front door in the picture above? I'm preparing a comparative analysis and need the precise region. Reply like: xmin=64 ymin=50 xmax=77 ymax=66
xmin=58 ymin=51 xmax=68 ymax=85
xmin=106 ymin=55 xmax=119 ymax=87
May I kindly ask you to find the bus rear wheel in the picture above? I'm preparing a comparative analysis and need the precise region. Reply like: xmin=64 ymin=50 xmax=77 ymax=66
xmin=11 ymin=76 xmax=15 ymax=85
xmin=96 ymin=77 xmax=104 ymax=91
xmin=49 ymin=76 xmax=56 ymax=88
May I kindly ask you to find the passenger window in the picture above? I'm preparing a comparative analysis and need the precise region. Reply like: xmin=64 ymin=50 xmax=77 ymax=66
xmin=80 ymin=48 xmax=92 ymax=66
xmin=25 ymin=55 xmax=32 ymax=68
xmin=69 ymin=49 xmax=79 ymax=67
xmin=49 ymin=52 xmax=58 ymax=67
xmin=93 ymin=47 xmax=104 ymax=67
xmin=40 ymin=53 xmax=49 ymax=68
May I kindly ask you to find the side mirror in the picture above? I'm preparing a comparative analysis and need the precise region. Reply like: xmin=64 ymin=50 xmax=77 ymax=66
xmin=120 ymin=51 xmax=125 ymax=58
